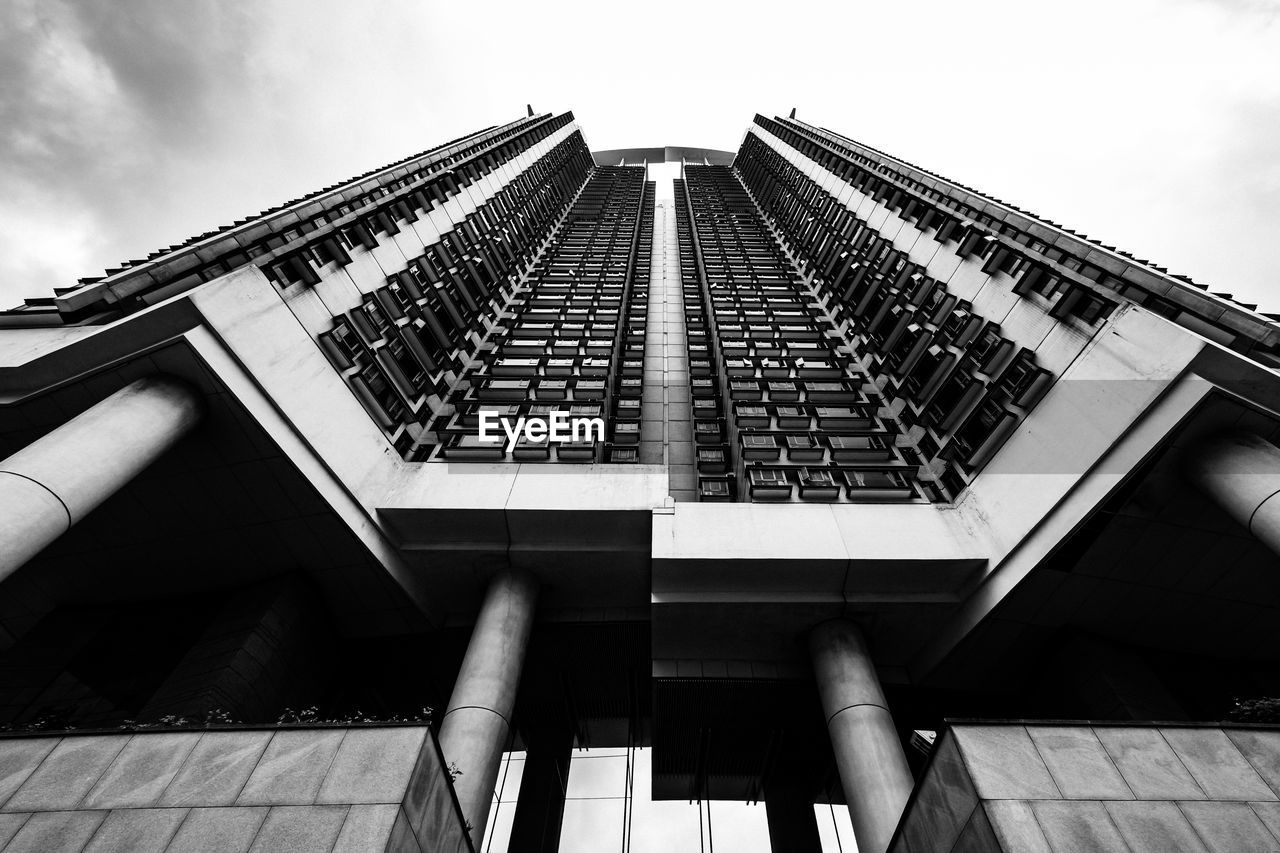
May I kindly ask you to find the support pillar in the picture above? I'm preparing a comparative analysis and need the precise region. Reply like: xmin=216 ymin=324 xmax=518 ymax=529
xmin=764 ymin=785 xmax=823 ymax=853
xmin=809 ymin=620 xmax=913 ymax=853
xmin=439 ymin=569 xmax=539 ymax=849
xmin=0 ymin=376 xmax=202 ymax=583
xmin=1188 ymin=431 xmax=1280 ymax=556
xmin=507 ymin=726 xmax=573 ymax=853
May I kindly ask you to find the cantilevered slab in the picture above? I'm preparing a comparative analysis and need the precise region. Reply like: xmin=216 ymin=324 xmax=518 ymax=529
xmin=652 ymin=502 xmax=986 ymax=602
xmin=377 ymin=463 xmax=667 ymax=552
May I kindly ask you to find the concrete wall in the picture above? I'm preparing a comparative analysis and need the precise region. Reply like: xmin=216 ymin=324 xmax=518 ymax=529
xmin=892 ymin=722 xmax=1280 ymax=852
xmin=0 ymin=725 xmax=469 ymax=853
xmin=140 ymin=578 xmax=332 ymax=723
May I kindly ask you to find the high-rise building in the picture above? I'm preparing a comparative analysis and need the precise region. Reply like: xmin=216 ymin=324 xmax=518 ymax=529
xmin=1 ymin=110 xmax=1279 ymax=852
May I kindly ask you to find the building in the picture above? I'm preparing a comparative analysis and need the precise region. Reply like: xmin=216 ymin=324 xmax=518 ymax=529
xmin=0 ymin=109 xmax=1279 ymax=852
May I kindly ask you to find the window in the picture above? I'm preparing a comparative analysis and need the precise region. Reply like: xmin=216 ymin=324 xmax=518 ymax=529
xmin=749 ymin=468 xmax=790 ymax=486
xmin=362 ymin=299 xmax=391 ymax=335
xmin=355 ymin=363 xmax=405 ymax=425
xmin=319 ymin=323 xmax=360 ymax=370
xmin=699 ymin=479 xmax=732 ymax=499
xmin=385 ymin=279 xmax=414 ymax=313
xmin=850 ymin=470 xmax=905 ymax=489
xmin=801 ymin=468 xmax=836 ymax=487
xmin=951 ymin=399 xmax=1007 ymax=462
xmin=384 ymin=338 xmax=427 ymax=391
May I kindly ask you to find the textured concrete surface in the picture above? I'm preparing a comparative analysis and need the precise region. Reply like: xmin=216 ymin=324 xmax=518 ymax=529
xmin=0 ymin=376 xmax=202 ymax=582
xmin=638 ymin=183 xmax=694 ymax=495
xmin=0 ymin=725 xmax=469 ymax=853
xmin=439 ymin=569 xmax=538 ymax=849
xmin=891 ymin=723 xmax=1280 ymax=852
xmin=811 ymin=619 xmax=914 ymax=853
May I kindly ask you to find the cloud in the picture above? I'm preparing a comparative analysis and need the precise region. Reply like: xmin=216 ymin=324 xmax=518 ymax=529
xmin=0 ymin=0 xmax=260 ymax=306
xmin=1 ymin=0 xmax=1279 ymax=316
xmin=66 ymin=2 xmax=256 ymax=147
xmin=0 ymin=0 xmax=500 ymax=308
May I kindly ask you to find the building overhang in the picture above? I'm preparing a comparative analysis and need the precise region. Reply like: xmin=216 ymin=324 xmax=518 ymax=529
xmin=591 ymin=146 xmax=736 ymax=167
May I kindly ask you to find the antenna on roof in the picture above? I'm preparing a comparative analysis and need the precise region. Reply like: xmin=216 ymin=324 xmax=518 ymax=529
xmin=789 ymin=107 xmax=797 ymax=119
xmin=527 ymin=104 xmax=534 ymax=117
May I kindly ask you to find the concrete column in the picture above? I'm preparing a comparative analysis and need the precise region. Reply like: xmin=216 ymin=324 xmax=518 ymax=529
xmin=507 ymin=726 xmax=573 ymax=853
xmin=0 ymin=376 xmax=202 ymax=582
xmin=439 ymin=569 xmax=539 ymax=848
xmin=764 ymin=785 xmax=822 ymax=853
xmin=1188 ymin=431 xmax=1280 ymax=556
xmin=809 ymin=620 xmax=913 ymax=853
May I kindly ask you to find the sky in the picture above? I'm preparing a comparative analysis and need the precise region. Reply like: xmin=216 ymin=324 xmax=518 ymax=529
xmin=2 ymin=0 xmax=1279 ymax=314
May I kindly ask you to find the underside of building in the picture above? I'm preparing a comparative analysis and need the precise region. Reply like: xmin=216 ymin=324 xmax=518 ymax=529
xmin=1 ymin=110 xmax=1279 ymax=852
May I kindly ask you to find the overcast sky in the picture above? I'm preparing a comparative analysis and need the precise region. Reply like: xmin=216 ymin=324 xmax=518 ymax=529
xmin=2 ymin=0 xmax=1278 ymax=313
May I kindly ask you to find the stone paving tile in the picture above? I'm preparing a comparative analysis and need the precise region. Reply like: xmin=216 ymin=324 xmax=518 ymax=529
xmin=1179 ymin=801 xmax=1280 ymax=853
xmin=330 ymin=804 xmax=399 ymax=853
xmin=1094 ymin=726 xmax=1204 ymax=800
xmin=0 ymin=813 xmax=29 ymax=849
xmin=983 ymin=801 xmax=1053 ymax=853
xmin=900 ymin=736 xmax=976 ymax=853
xmin=4 ymin=735 xmax=129 ymax=812
xmin=84 ymin=733 xmax=200 ymax=810
xmin=317 ymin=728 xmax=425 ymax=805
xmin=951 ymin=800 xmax=999 ymax=853
xmin=387 ymin=806 xmax=423 ymax=853
xmin=164 ymin=806 xmax=268 ymax=853
xmin=3 ymin=810 xmax=106 ymax=853
xmin=1028 ymin=726 xmax=1132 ymax=800
xmin=159 ymin=731 xmax=273 ymax=808
xmin=954 ymin=726 xmax=1060 ymax=800
xmin=1250 ymin=802 xmax=1280 ymax=844
xmin=1224 ymin=729 xmax=1280 ymax=798
xmin=235 ymin=729 xmax=345 ymax=807
xmin=1031 ymin=801 xmax=1129 ymax=853
xmin=82 ymin=807 xmax=189 ymax=853
xmin=1162 ymin=728 xmax=1275 ymax=801
xmin=0 ymin=740 xmax=57 ymax=807
xmin=1105 ymin=800 xmax=1210 ymax=853
xmin=246 ymin=805 xmax=348 ymax=853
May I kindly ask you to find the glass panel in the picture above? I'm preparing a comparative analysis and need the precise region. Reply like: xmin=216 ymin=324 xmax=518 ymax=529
xmin=815 ymin=802 xmax=858 ymax=852
xmin=555 ymin=748 xmax=770 ymax=853
xmin=560 ymin=798 xmax=625 ymax=852
xmin=481 ymin=751 xmax=526 ymax=853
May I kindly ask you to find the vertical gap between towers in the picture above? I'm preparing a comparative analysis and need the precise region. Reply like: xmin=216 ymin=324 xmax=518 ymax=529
xmin=639 ymin=164 xmax=695 ymax=498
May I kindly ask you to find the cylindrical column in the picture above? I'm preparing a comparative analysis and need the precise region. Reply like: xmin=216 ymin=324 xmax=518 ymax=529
xmin=809 ymin=619 xmax=913 ymax=853
xmin=0 ymin=375 xmax=202 ymax=582
xmin=439 ymin=569 xmax=539 ymax=849
xmin=764 ymin=785 xmax=823 ymax=853
xmin=1188 ymin=431 xmax=1280 ymax=555
xmin=508 ymin=726 xmax=573 ymax=853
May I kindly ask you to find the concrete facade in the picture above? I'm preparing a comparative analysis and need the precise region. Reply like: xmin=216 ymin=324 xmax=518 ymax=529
xmin=0 ymin=726 xmax=467 ymax=853
xmin=0 ymin=110 xmax=1278 ymax=850
xmin=891 ymin=723 xmax=1280 ymax=852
